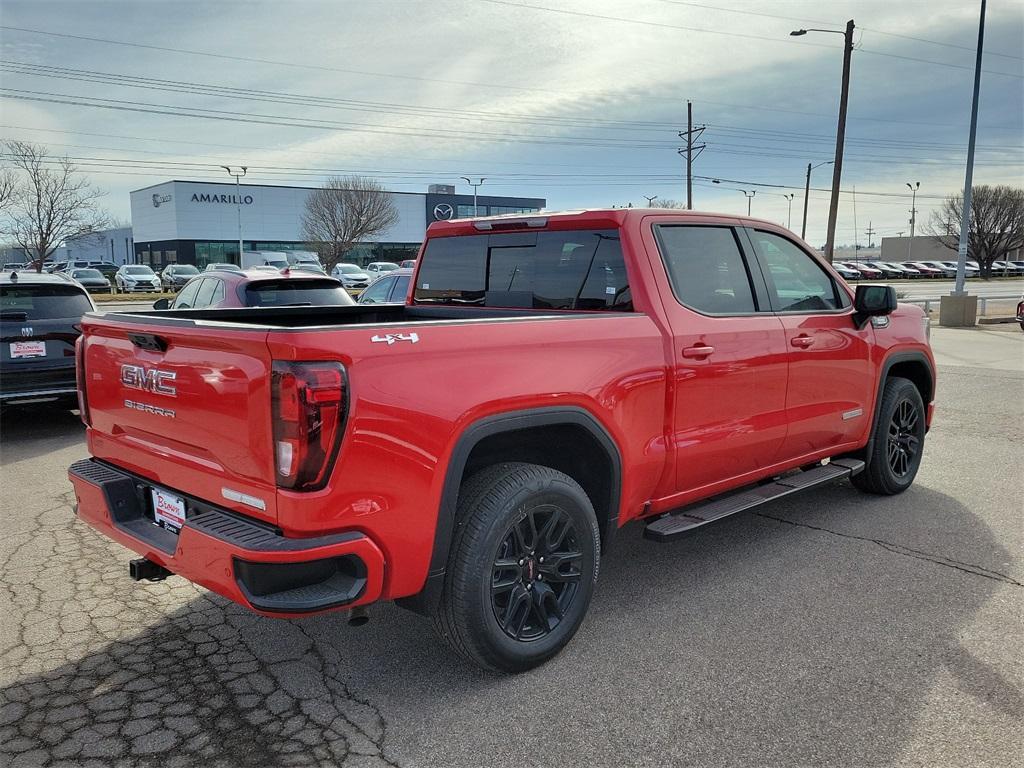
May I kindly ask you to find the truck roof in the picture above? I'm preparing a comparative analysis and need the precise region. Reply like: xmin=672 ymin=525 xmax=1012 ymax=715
xmin=426 ymin=207 xmax=784 ymax=237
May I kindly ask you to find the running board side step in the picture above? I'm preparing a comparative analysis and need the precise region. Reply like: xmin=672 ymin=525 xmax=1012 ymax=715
xmin=644 ymin=459 xmax=865 ymax=542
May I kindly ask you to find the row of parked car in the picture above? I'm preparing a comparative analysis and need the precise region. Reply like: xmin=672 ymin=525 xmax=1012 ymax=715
xmin=153 ymin=262 xmax=415 ymax=311
xmin=835 ymin=259 xmax=1024 ymax=280
xmin=0 ymin=255 xmax=419 ymax=296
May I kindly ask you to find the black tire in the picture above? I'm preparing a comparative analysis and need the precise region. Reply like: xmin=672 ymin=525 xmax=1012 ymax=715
xmin=430 ymin=462 xmax=600 ymax=673
xmin=852 ymin=376 xmax=926 ymax=495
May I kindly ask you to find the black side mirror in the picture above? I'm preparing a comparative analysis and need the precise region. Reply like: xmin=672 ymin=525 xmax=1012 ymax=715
xmin=153 ymin=298 xmax=170 ymax=310
xmin=853 ymin=284 xmax=897 ymax=329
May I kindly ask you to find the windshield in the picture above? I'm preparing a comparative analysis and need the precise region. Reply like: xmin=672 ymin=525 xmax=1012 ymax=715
xmin=1 ymin=284 xmax=93 ymax=319
xmin=374 ymin=263 xmax=399 ymax=272
xmin=174 ymin=265 xmax=199 ymax=275
xmin=336 ymin=264 xmax=362 ymax=274
xmin=125 ymin=266 xmax=154 ymax=275
xmin=73 ymin=269 xmax=103 ymax=279
xmin=244 ymin=280 xmax=355 ymax=307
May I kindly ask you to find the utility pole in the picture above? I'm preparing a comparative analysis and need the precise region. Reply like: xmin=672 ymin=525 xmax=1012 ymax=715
xmin=783 ymin=194 xmax=795 ymax=230
xmin=678 ymin=100 xmax=705 ymax=210
xmin=643 ymin=195 xmax=658 ymax=207
xmin=801 ymin=160 xmax=832 ymax=241
xmin=461 ymin=177 xmax=486 ymax=216
xmin=791 ymin=20 xmax=855 ymax=262
xmin=865 ymin=221 xmax=875 ymax=248
xmin=852 ymin=185 xmax=858 ymax=253
xmin=221 ymin=165 xmax=247 ymax=262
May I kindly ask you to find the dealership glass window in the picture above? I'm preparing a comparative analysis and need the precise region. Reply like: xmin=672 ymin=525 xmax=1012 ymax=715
xmin=457 ymin=205 xmax=479 ymax=217
xmin=414 ymin=229 xmax=630 ymax=310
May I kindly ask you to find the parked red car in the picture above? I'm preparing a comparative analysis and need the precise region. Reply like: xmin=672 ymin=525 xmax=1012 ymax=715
xmin=69 ymin=209 xmax=935 ymax=672
xmin=153 ymin=268 xmax=355 ymax=310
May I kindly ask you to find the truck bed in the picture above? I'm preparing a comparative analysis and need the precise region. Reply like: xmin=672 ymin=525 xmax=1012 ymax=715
xmin=96 ymin=304 xmax=615 ymax=329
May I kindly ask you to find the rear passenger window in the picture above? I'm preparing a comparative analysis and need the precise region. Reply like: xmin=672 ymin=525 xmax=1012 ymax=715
xmin=193 ymin=278 xmax=218 ymax=308
xmin=750 ymin=231 xmax=847 ymax=312
xmin=390 ymin=274 xmax=411 ymax=302
xmin=654 ymin=226 xmax=756 ymax=314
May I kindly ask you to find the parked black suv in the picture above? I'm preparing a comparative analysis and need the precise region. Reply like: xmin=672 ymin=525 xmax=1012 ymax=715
xmin=1 ymin=271 xmax=94 ymax=408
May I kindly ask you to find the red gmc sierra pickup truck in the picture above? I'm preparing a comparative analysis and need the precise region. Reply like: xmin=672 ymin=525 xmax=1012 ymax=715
xmin=69 ymin=209 xmax=935 ymax=672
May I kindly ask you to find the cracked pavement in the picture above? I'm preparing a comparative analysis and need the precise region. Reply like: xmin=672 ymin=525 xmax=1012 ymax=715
xmin=1 ymin=328 xmax=1022 ymax=767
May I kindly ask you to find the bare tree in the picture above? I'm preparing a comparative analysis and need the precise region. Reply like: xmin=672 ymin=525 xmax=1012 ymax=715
xmin=0 ymin=166 xmax=16 ymax=211
xmin=2 ymin=141 xmax=109 ymax=271
xmin=925 ymin=185 xmax=1024 ymax=279
xmin=301 ymin=175 xmax=398 ymax=271
xmin=652 ymin=198 xmax=686 ymax=209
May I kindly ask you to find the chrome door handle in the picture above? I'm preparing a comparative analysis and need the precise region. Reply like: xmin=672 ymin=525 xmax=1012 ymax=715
xmin=682 ymin=345 xmax=715 ymax=359
xmin=790 ymin=335 xmax=815 ymax=348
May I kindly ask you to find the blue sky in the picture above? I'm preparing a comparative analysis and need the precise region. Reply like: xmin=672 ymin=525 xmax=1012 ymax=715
xmin=1 ymin=0 xmax=1021 ymax=247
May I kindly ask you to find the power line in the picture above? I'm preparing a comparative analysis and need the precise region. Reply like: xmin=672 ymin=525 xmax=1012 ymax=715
xmin=0 ymin=88 xmax=684 ymax=150
xmin=0 ymin=60 xmax=685 ymax=133
xmin=6 ymin=60 xmax=1019 ymax=154
xmin=478 ymin=0 xmax=1024 ymax=78
xmin=649 ymin=0 xmax=1023 ymax=60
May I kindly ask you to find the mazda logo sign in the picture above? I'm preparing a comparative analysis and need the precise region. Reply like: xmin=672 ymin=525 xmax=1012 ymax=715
xmin=433 ymin=203 xmax=454 ymax=220
xmin=152 ymin=193 xmax=172 ymax=208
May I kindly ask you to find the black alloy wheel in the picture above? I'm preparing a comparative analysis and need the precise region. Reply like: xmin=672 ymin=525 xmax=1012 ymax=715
xmin=887 ymin=399 xmax=920 ymax=478
xmin=431 ymin=462 xmax=600 ymax=672
xmin=491 ymin=504 xmax=582 ymax=642
xmin=852 ymin=376 xmax=926 ymax=495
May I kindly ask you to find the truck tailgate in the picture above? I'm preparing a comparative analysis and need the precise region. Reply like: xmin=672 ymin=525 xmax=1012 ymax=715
xmin=81 ymin=315 xmax=279 ymax=524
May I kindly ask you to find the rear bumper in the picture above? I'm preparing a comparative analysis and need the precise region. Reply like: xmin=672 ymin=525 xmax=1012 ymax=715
xmin=68 ymin=458 xmax=385 ymax=616
xmin=0 ymin=362 xmax=77 ymax=402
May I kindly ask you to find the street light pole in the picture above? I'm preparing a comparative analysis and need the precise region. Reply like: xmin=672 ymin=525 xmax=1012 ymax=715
xmin=954 ymin=0 xmax=986 ymax=296
xmin=741 ymin=189 xmax=756 ymax=216
xmin=791 ymin=20 xmax=855 ymax=262
xmin=801 ymin=160 xmax=833 ymax=241
xmin=906 ymin=181 xmax=920 ymax=261
xmin=221 ymin=165 xmax=247 ymax=262
xmin=784 ymin=193 xmax=795 ymax=230
xmin=460 ymin=177 xmax=486 ymax=216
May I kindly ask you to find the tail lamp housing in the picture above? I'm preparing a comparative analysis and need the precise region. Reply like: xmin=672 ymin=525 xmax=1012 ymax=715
xmin=75 ymin=335 xmax=91 ymax=426
xmin=271 ymin=361 xmax=348 ymax=491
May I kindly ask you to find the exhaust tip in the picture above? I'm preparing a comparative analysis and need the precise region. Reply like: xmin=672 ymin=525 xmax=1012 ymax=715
xmin=348 ymin=607 xmax=369 ymax=627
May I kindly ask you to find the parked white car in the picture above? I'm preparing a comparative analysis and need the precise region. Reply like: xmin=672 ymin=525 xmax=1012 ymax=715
xmin=365 ymin=262 xmax=400 ymax=276
xmin=330 ymin=263 xmax=372 ymax=291
xmin=115 ymin=264 xmax=161 ymax=293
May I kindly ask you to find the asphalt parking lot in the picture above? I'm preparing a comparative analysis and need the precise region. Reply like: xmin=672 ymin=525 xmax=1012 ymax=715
xmin=1 ymin=327 xmax=1021 ymax=768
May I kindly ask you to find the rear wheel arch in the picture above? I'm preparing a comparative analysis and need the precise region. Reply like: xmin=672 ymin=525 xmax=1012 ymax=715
xmin=397 ymin=407 xmax=622 ymax=615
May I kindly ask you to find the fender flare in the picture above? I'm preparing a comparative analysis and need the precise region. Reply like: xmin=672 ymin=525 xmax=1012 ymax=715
xmin=864 ymin=350 xmax=935 ymax=464
xmin=397 ymin=406 xmax=622 ymax=615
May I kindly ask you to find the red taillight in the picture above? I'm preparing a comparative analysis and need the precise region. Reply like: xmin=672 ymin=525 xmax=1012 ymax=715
xmin=75 ymin=336 xmax=91 ymax=426
xmin=271 ymin=361 xmax=347 ymax=491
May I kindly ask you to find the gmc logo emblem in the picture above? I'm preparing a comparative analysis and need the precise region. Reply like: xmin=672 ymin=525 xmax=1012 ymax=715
xmin=120 ymin=364 xmax=177 ymax=397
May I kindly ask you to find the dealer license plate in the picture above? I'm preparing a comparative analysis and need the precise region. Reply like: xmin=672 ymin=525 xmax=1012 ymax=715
xmin=10 ymin=341 xmax=46 ymax=359
xmin=151 ymin=487 xmax=187 ymax=534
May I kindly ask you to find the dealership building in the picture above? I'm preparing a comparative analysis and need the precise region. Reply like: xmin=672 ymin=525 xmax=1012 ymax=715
xmin=129 ymin=180 xmax=545 ymax=269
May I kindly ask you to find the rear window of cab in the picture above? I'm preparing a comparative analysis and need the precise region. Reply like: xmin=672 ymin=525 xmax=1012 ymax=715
xmin=414 ymin=229 xmax=631 ymax=311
